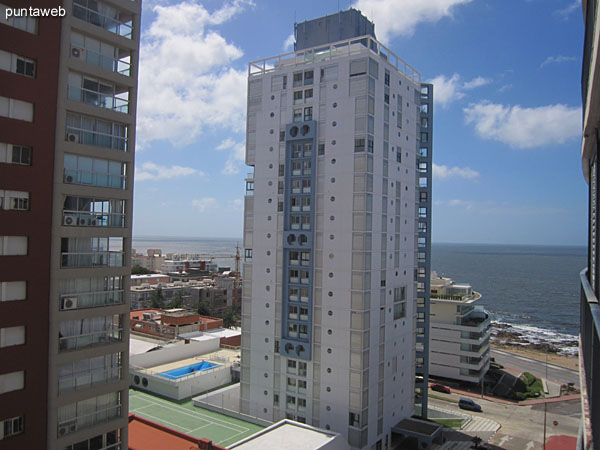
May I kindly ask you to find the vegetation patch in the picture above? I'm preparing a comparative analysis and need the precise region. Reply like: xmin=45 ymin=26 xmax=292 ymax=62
xmin=514 ymin=372 xmax=544 ymax=400
xmin=431 ymin=418 xmax=466 ymax=429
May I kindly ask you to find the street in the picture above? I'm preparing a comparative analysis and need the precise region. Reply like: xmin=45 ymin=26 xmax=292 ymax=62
xmin=429 ymin=392 xmax=580 ymax=449
xmin=490 ymin=349 xmax=580 ymax=386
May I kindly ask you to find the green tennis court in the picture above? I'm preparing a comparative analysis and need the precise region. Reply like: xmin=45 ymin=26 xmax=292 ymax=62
xmin=129 ymin=389 xmax=263 ymax=448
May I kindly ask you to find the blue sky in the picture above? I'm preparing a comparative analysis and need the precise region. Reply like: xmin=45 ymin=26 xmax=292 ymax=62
xmin=133 ymin=0 xmax=586 ymax=245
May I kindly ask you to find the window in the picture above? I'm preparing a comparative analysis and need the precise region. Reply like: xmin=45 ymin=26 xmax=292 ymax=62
xmin=396 ymin=152 xmax=401 ymax=163
xmin=63 ymin=430 xmax=120 ymax=450
xmin=0 ymin=96 xmax=33 ymax=122
xmin=8 ymin=145 xmax=31 ymax=165
xmin=58 ymin=353 xmax=121 ymax=393
xmin=0 ymin=281 xmax=26 ymax=302
xmin=280 ymin=130 xmax=285 ymax=142
xmin=245 ymin=181 xmax=254 ymax=195
xmin=304 ymin=70 xmax=314 ymax=85
xmin=0 ymin=191 xmax=29 ymax=211
xmin=59 ymin=314 xmax=122 ymax=351
xmin=244 ymin=249 xmax=252 ymax=261
xmin=355 ymin=138 xmax=365 ymax=153
xmin=349 ymin=412 xmax=360 ymax=427
xmin=0 ymin=5 xmax=37 ymax=33
xmin=420 ymin=132 xmax=428 ymax=143
xmin=421 ymin=117 xmax=429 ymax=128
xmin=304 ymin=107 xmax=312 ymax=121
xmin=0 ymin=326 xmax=25 ymax=348
xmin=63 ymin=154 xmax=126 ymax=189
xmin=279 ymin=164 xmax=285 ymax=177
xmin=350 ymin=59 xmax=367 ymax=77
xmin=99 ymin=205 xmax=124 ymax=243
xmin=70 ymin=32 xmax=131 ymax=76
xmin=0 ymin=371 xmax=24 ymax=394
xmin=320 ymin=64 xmax=338 ymax=82
xmin=57 ymin=392 xmax=121 ymax=437
xmin=393 ymin=287 xmax=407 ymax=321
xmin=0 ymin=416 xmax=24 ymax=440
xmin=67 ymin=72 xmax=129 ymax=113
xmin=59 ymin=276 xmax=124 ymax=310
xmin=293 ymin=72 xmax=303 ymax=88
xmin=384 ymin=71 xmax=390 ymax=86
xmin=61 ymin=237 xmax=124 ymax=268
xmin=66 ymin=112 xmax=128 ymax=151
xmin=15 ymin=56 xmax=35 ymax=77
xmin=293 ymin=109 xmax=302 ymax=122
xmin=367 ymin=138 xmax=374 ymax=154
xmin=0 ymin=236 xmax=28 ymax=256
xmin=420 ymin=103 xmax=429 ymax=114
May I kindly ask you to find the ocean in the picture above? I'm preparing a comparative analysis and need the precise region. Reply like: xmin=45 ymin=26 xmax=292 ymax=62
xmin=132 ymin=237 xmax=585 ymax=352
xmin=432 ymin=243 xmax=585 ymax=354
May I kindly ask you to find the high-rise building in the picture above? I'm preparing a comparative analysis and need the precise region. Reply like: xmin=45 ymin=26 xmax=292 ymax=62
xmin=579 ymin=1 xmax=600 ymax=448
xmin=0 ymin=1 xmax=140 ymax=449
xmin=240 ymin=9 xmax=433 ymax=449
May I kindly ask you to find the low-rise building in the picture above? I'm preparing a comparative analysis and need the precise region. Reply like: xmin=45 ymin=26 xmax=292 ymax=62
xmin=429 ymin=272 xmax=491 ymax=384
xmin=131 ymin=274 xmax=170 ymax=287
xmin=130 ymin=309 xmax=223 ymax=340
xmin=132 ymin=248 xmax=166 ymax=273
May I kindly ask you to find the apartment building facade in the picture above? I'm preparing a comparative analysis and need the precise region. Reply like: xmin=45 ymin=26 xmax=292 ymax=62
xmin=0 ymin=1 xmax=140 ymax=449
xmin=429 ymin=273 xmax=490 ymax=384
xmin=240 ymin=10 xmax=433 ymax=449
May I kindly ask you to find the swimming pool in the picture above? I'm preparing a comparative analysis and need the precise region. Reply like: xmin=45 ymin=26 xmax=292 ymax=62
xmin=157 ymin=361 xmax=220 ymax=380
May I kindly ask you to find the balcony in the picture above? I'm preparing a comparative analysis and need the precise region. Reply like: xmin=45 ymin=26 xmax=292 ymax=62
xmin=60 ymin=290 xmax=124 ymax=310
xmin=64 ymin=168 xmax=126 ymax=189
xmin=58 ymin=365 xmax=122 ymax=393
xmin=63 ymin=211 xmax=125 ymax=228
xmin=72 ymin=0 xmax=133 ymax=39
xmin=61 ymin=251 xmax=124 ymax=268
xmin=70 ymin=44 xmax=131 ymax=76
xmin=68 ymin=84 xmax=129 ymax=113
xmin=579 ymin=269 xmax=600 ymax=448
xmin=59 ymin=325 xmax=123 ymax=351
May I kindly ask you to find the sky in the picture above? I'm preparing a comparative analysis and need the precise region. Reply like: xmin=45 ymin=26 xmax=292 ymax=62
xmin=132 ymin=0 xmax=587 ymax=246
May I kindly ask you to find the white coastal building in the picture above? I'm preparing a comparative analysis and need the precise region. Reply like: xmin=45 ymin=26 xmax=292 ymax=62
xmin=240 ymin=9 xmax=434 ymax=450
xmin=429 ymin=272 xmax=491 ymax=384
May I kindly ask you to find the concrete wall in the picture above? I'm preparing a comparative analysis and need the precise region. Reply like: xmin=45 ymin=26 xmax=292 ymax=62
xmin=130 ymin=339 xmax=220 ymax=369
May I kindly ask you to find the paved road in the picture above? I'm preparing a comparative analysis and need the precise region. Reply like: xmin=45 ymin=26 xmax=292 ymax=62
xmin=429 ymin=392 xmax=580 ymax=450
xmin=491 ymin=349 xmax=580 ymax=386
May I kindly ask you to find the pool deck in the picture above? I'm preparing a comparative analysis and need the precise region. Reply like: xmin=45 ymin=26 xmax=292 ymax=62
xmin=147 ymin=348 xmax=239 ymax=374
xmin=129 ymin=389 xmax=264 ymax=448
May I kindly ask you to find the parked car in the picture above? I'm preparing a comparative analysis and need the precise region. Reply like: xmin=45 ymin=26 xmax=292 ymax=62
xmin=431 ymin=383 xmax=451 ymax=394
xmin=458 ymin=398 xmax=482 ymax=412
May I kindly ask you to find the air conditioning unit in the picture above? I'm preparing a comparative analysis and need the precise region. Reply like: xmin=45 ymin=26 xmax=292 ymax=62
xmin=58 ymin=420 xmax=76 ymax=436
xmin=65 ymin=174 xmax=75 ymax=183
xmin=71 ymin=46 xmax=85 ymax=60
xmin=67 ymin=133 xmax=79 ymax=143
xmin=61 ymin=297 xmax=78 ymax=310
xmin=63 ymin=215 xmax=77 ymax=226
xmin=89 ymin=218 xmax=97 ymax=226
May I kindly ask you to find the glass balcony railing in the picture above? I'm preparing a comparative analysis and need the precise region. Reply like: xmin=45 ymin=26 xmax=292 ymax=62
xmin=579 ymin=269 xmax=600 ymax=448
xmin=64 ymin=169 xmax=126 ymax=189
xmin=67 ymin=85 xmax=129 ymax=113
xmin=72 ymin=0 xmax=132 ymax=38
xmin=63 ymin=211 xmax=125 ymax=228
xmin=59 ymin=325 xmax=123 ymax=351
xmin=57 ymin=403 xmax=121 ymax=437
xmin=60 ymin=290 xmax=124 ymax=310
xmin=58 ymin=365 xmax=122 ymax=393
xmin=61 ymin=251 xmax=124 ymax=268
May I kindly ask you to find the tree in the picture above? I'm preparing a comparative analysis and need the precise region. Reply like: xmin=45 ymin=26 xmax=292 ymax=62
xmin=221 ymin=309 xmax=239 ymax=329
xmin=197 ymin=299 xmax=212 ymax=316
xmin=131 ymin=265 xmax=152 ymax=275
xmin=150 ymin=288 xmax=164 ymax=308
xmin=168 ymin=291 xmax=184 ymax=309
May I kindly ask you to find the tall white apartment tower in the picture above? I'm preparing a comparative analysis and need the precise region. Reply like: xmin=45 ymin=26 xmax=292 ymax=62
xmin=241 ymin=9 xmax=433 ymax=449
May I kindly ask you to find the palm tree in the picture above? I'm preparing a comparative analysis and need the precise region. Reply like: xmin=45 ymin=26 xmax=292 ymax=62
xmin=221 ymin=309 xmax=239 ymax=329
xmin=150 ymin=287 xmax=164 ymax=308
xmin=197 ymin=299 xmax=212 ymax=316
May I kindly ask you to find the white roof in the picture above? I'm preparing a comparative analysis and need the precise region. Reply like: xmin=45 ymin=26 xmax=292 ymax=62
xmin=129 ymin=337 xmax=161 ymax=355
xmin=204 ymin=328 xmax=241 ymax=338
xmin=131 ymin=274 xmax=168 ymax=279
xmin=230 ymin=420 xmax=341 ymax=450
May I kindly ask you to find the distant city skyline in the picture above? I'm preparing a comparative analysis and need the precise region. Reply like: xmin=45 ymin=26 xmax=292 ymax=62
xmin=133 ymin=0 xmax=586 ymax=246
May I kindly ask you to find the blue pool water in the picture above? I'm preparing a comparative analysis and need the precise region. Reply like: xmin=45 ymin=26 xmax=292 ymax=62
xmin=157 ymin=361 xmax=220 ymax=380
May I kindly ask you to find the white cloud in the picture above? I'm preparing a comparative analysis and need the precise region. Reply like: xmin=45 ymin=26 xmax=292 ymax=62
xmin=463 ymin=101 xmax=581 ymax=149
xmin=192 ymin=197 xmax=218 ymax=212
xmin=433 ymin=164 xmax=480 ymax=180
xmin=135 ymin=162 xmax=203 ymax=181
xmin=497 ymin=84 xmax=512 ymax=93
xmin=351 ymin=0 xmax=474 ymax=42
xmin=283 ymin=33 xmax=295 ymax=51
xmin=540 ymin=55 xmax=577 ymax=68
xmin=554 ymin=0 xmax=580 ymax=18
xmin=427 ymin=73 xmax=490 ymax=108
xmin=137 ymin=1 xmax=253 ymax=147
xmin=228 ymin=199 xmax=243 ymax=211
xmin=216 ymin=138 xmax=246 ymax=174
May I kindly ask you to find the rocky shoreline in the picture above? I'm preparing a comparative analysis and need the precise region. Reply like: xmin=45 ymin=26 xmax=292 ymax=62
xmin=491 ymin=322 xmax=579 ymax=355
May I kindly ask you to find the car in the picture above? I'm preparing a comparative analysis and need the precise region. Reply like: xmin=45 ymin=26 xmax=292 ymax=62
xmin=431 ymin=383 xmax=451 ymax=394
xmin=458 ymin=398 xmax=482 ymax=412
